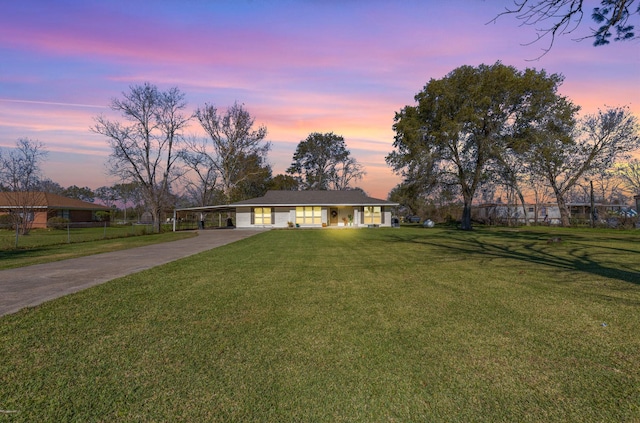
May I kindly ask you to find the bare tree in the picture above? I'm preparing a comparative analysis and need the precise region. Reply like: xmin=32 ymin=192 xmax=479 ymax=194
xmin=527 ymin=106 xmax=640 ymax=226
xmin=524 ymin=175 xmax=554 ymax=223
xmin=193 ymin=102 xmax=270 ymax=204
xmin=93 ymin=83 xmax=190 ymax=232
xmin=615 ymin=158 xmax=640 ymax=195
xmin=331 ymin=155 xmax=366 ymax=190
xmin=491 ymin=0 xmax=639 ymax=57
xmin=589 ymin=168 xmax=628 ymax=204
xmin=0 ymin=138 xmax=48 ymax=236
xmin=494 ymin=151 xmax=531 ymax=225
xmin=179 ymin=136 xmax=220 ymax=207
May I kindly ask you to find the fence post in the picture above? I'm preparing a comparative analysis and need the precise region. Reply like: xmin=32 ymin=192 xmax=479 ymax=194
xmin=14 ymin=219 xmax=19 ymax=248
xmin=67 ymin=222 xmax=71 ymax=244
xmin=104 ymin=221 xmax=107 ymax=239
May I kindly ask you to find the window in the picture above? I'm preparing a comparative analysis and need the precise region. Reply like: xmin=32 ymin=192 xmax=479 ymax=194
xmin=19 ymin=212 xmax=34 ymax=222
xmin=253 ymin=207 xmax=272 ymax=225
xmin=58 ymin=209 xmax=70 ymax=219
xmin=296 ymin=206 xmax=322 ymax=225
xmin=363 ymin=206 xmax=381 ymax=224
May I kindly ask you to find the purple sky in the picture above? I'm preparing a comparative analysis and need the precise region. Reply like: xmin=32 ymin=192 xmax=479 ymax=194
xmin=1 ymin=0 xmax=638 ymax=199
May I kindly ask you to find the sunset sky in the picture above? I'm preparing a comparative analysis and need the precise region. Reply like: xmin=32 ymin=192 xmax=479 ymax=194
xmin=1 ymin=0 xmax=638 ymax=199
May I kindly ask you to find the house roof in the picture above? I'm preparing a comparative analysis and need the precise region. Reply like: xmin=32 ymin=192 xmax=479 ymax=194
xmin=0 ymin=192 xmax=110 ymax=210
xmin=228 ymin=190 xmax=397 ymax=207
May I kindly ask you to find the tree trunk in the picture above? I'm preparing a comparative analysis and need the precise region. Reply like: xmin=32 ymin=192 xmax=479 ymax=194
xmin=151 ymin=207 xmax=162 ymax=233
xmin=554 ymin=192 xmax=571 ymax=227
xmin=461 ymin=199 xmax=473 ymax=230
xmin=516 ymin=189 xmax=530 ymax=226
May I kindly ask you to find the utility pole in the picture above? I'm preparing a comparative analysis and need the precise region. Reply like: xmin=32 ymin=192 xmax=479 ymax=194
xmin=590 ymin=180 xmax=596 ymax=228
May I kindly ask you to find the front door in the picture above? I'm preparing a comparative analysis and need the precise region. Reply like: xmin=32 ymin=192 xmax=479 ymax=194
xmin=330 ymin=208 xmax=339 ymax=225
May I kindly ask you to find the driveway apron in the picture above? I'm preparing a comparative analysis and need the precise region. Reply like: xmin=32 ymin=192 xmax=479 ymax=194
xmin=0 ymin=229 xmax=265 ymax=317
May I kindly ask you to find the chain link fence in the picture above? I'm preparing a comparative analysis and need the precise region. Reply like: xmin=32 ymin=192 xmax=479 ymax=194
xmin=0 ymin=222 xmax=155 ymax=249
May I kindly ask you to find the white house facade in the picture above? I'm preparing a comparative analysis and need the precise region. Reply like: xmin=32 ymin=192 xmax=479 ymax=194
xmin=174 ymin=190 xmax=398 ymax=230
xmin=229 ymin=190 xmax=397 ymax=229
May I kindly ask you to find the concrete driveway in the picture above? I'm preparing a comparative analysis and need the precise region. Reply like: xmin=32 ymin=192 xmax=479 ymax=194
xmin=0 ymin=229 xmax=265 ymax=317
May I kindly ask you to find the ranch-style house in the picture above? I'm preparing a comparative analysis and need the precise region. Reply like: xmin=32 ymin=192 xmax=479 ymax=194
xmin=175 ymin=190 xmax=398 ymax=229
xmin=0 ymin=192 xmax=111 ymax=229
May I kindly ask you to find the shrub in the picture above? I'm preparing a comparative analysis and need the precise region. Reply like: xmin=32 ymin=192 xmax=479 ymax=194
xmin=0 ymin=214 xmax=14 ymax=229
xmin=47 ymin=217 xmax=70 ymax=230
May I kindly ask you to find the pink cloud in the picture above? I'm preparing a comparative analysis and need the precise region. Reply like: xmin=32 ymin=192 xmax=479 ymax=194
xmin=1 ymin=0 xmax=638 ymax=199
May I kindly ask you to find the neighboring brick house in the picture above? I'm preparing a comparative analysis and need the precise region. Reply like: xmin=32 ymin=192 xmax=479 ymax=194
xmin=0 ymin=192 xmax=111 ymax=229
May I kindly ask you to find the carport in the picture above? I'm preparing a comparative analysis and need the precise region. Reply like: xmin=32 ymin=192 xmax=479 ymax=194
xmin=172 ymin=205 xmax=237 ymax=231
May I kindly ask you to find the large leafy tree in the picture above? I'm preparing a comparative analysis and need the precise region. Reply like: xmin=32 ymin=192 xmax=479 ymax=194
xmin=493 ymin=0 xmax=639 ymax=56
xmin=269 ymin=174 xmax=299 ymax=191
xmin=95 ymin=185 xmax=119 ymax=209
xmin=387 ymin=62 xmax=566 ymax=230
xmin=388 ymin=182 xmax=423 ymax=217
xmin=62 ymin=185 xmax=95 ymax=202
xmin=34 ymin=178 xmax=64 ymax=194
xmin=523 ymin=106 xmax=640 ymax=226
xmin=190 ymin=102 xmax=270 ymax=204
xmin=229 ymin=152 xmax=272 ymax=202
xmin=113 ymin=182 xmax=143 ymax=222
xmin=0 ymin=138 xmax=48 ymax=235
xmin=287 ymin=132 xmax=364 ymax=190
xmin=93 ymin=83 xmax=190 ymax=232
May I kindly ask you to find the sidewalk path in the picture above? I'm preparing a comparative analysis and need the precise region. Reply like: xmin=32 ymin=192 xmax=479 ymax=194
xmin=0 ymin=229 xmax=265 ymax=317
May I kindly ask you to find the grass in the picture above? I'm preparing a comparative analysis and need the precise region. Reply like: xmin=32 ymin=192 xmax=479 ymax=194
xmin=0 ymin=229 xmax=196 ymax=270
xmin=0 ymin=224 xmax=175 ymax=250
xmin=0 ymin=226 xmax=639 ymax=421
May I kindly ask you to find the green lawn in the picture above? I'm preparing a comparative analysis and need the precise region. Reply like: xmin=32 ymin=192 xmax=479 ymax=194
xmin=0 ymin=224 xmax=175 ymax=250
xmin=1 ymin=227 xmax=639 ymax=422
xmin=0 ymin=229 xmax=196 ymax=270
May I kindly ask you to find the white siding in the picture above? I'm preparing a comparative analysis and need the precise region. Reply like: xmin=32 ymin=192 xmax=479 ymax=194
xmin=382 ymin=208 xmax=392 ymax=227
xmin=236 ymin=205 xmax=394 ymax=228
xmin=236 ymin=206 xmax=292 ymax=228
xmin=235 ymin=207 xmax=252 ymax=228
xmin=274 ymin=207 xmax=292 ymax=228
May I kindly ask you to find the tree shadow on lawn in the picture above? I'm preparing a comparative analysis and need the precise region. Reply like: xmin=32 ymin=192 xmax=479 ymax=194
xmin=0 ymin=246 xmax=64 ymax=269
xmin=0 ymin=246 xmax=48 ymax=259
xmin=382 ymin=229 xmax=640 ymax=286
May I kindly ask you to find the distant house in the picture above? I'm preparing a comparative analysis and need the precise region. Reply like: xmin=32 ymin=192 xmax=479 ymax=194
xmin=473 ymin=203 xmax=562 ymax=225
xmin=175 ymin=190 xmax=398 ymax=229
xmin=473 ymin=201 xmax=637 ymax=225
xmin=0 ymin=192 xmax=111 ymax=229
